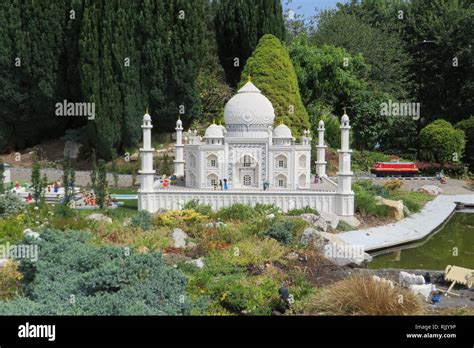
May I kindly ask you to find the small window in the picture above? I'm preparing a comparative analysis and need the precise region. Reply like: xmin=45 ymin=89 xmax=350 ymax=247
xmin=278 ymin=179 xmax=284 ymax=187
xmin=278 ymin=160 xmax=285 ymax=168
xmin=243 ymin=155 xmax=251 ymax=167
xmin=210 ymin=159 xmax=216 ymax=167
xmin=211 ymin=179 xmax=217 ymax=186
xmin=243 ymin=175 xmax=252 ymax=186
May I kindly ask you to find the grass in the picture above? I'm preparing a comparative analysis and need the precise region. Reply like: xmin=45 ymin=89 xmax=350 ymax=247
xmin=302 ymin=274 xmax=425 ymax=315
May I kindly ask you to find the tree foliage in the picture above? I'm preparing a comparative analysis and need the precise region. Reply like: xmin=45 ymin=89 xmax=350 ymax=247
xmin=240 ymin=34 xmax=310 ymax=135
xmin=419 ymin=119 xmax=466 ymax=164
xmin=215 ymin=0 xmax=286 ymax=87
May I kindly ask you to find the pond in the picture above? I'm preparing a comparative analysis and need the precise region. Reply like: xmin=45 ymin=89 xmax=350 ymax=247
xmin=369 ymin=212 xmax=474 ymax=270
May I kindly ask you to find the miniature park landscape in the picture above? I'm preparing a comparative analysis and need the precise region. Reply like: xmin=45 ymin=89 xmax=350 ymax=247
xmin=0 ymin=0 xmax=473 ymax=316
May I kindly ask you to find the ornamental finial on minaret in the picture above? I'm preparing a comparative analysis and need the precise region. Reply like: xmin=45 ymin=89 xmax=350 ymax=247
xmin=341 ymin=107 xmax=350 ymax=126
xmin=248 ymin=73 xmax=252 ymax=83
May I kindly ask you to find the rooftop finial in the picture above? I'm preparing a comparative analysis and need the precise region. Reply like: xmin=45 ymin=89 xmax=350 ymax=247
xmin=343 ymin=107 xmax=347 ymax=115
xmin=146 ymin=107 xmax=149 ymax=115
xmin=248 ymin=74 xmax=252 ymax=82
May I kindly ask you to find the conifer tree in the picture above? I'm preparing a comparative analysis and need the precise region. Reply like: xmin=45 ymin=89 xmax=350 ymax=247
xmin=31 ymin=153 xmax=44 ymax=206
xmin=96 ymin=159 xmax=108 ymax=209
xmin=239 ymin=34 xmax=310 ymax=135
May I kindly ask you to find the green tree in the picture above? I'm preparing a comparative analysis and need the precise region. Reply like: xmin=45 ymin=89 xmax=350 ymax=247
xmin=31 ymin=154 xmax=44 ymax=205
xmin=313 ymin=11 xmax=412 ymax=99
xmin=90 ymin=149 xmax=98 ymax=191
xmin=239 ymin=34 xmax=310 ymax=135
xmin=215 ymin=0 xmax=286 ymax=86
xmin=419 ymin=119 xmax=466 ymax=164
xmin=0 ymin=160 xmax=4 ymax=194
xmin=455 ymin=116 xmax=474 ymax=170
xmin=96 ymin=159 xmax=108 ymax=208
xmin=111 ymin=149 xmax=119 ymax=188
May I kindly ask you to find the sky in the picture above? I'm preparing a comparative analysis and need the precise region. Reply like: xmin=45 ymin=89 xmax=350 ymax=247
xmin=282 ymin=0 xmax=346 ymax=19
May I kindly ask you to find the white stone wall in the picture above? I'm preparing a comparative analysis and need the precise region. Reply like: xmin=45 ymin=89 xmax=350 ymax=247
xmin=139 ymin=189 xmax=340 ymax=213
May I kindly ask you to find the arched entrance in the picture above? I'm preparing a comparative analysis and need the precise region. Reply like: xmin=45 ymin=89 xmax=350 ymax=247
xmin=234 ymin=154 xmax=259 ymax=188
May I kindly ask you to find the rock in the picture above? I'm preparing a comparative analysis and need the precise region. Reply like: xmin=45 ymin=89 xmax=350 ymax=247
xmin=63 ymin=140 xmax=82 ymax=159
xmin=403 ymin=205 xmax=412 ymax=217
xmin=399 ymin=271 xmax=425 ymax=288
xmin=86 ymin=213 xmax=112 ymax=224
xmin=418 ymin=185 xmax=443 ymax=196
xmin=186 ymin=258 xmax=205 ymax=269
xmin=409 ymin=284 xmax=436 ymax=302
xmin=23 ymin=228 xmax=40 ymax=239
xmin=0 ymin=258 xmax=9 ymax=268
xmin=172 ymin=228 xmax=188 ymax=248
xmin=299 ymin=213 xmax=327 ymax=231
xmin=266 ymin=213 xmax=276 ymax=220
xmin=339 ymin=216 xmax=361 ymax=228
xmin=320 ymin=212 xmax=340 ymax=229
xmin=300 ymin=227 xmax=318 ymax=245
xmin=286 ymin=251 xmax=299 ymax=260
xmin=381 ymin=198 xmax=404 ymax=221
xmin=316 ymin=232 xmax=372 ymax=267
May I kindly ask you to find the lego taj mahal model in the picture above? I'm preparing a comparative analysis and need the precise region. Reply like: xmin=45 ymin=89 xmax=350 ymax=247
xmin=138 ymin=81 xmax=354 ymax=216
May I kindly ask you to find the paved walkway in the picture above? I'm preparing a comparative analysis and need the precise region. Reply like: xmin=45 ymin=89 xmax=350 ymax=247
xmin=338 ymin=194 xmax=474 ymax=252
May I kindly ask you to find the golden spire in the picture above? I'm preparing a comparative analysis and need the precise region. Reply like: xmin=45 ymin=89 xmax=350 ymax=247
xmin=248 ymin=74 xmax=252 ymax=82
xmin=145 ymin=107 xmax=149 ymax=114
xmin=343 ymin=107 xmax=347 ymax=114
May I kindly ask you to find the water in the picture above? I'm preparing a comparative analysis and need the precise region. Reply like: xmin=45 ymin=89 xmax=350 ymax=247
xmin=370 ymin=213 xmax=474 ymax=270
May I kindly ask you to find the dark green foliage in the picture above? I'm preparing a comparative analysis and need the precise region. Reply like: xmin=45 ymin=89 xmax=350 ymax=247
xmin=90 ymin=149 xmax=98 ymax=190
xmin=263 ymin=219 xmax=294 ymax=244
xmin=455 ymin=116 xmax=474 ymax=170
xmin=419 ymin=120 xmax=466 ymax=164
xmin=0 ymin=229 xmax=190 ymax=315
xmin=111 ymin=150 xmax=119 ymax=187
xmin=131 ymin=210 xmax=152 ymax=231
xmin=287 ymin=206 xmax=318 ymax=216
xmin=240 ymin=34 xmax=310 ymax=135
xmin=96 ymin=159 xmax=108 ymax=208
xmin=215 ymin=0 xmax=286 ymax=86
xmin=353 ymin=182 xmax=388 ymax=218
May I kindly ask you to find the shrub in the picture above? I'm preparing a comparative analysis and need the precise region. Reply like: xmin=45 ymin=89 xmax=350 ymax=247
xmin=353 ymin=183 xmax=388 ymax=218
xmin=215 ymin=204 xmax=254 ymax=221
xmin=0 ymin=215 xmax=25 ymax=244
xmin=154 ymin=209 xmax=207 ymax=227
xmin=0 ymin=229 xmax=191 ymax=315
xmin=131 ymin=210 xmax=152 ymax=231
xmin=382 ymin=179 xmax=402 ymax=191
xmin=0 ymin=260 xmax=23 ymax=300
xmin=53 ymin=204 xmax=76 ymax=219
xmin=304 ymin=274 xmax=425 ymax=315
xmin=287 ymin=206 xmax=318 ymax=216
xmin=182 ymin=200 xmax=212 ymax=216
xmin=352 ymin=151 xmax=391 ymax=173
xmin=0 ymin=193 xmax=25 ymax=217
xmin=456 ymin=116 xmax=474 ymax=170
xmin=263 ymin=219 xmax=294 ymax=244
xmin=419 ymin=119 xmax=465 ymax=164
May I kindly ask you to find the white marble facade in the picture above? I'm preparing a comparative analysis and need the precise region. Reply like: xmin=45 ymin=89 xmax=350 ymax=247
xmin=182 ymin=81 xmax=311 ymax=190
xmin=138 ymin=81 xmax=355 ymax=216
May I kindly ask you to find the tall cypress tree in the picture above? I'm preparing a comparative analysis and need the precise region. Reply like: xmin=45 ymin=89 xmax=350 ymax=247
xmin=215 ymin=0 xmax=286 ymax=86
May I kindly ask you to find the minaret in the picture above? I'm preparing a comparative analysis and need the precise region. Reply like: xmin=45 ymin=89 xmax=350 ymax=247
xmin=139 ymin=109 xmax=155 ymax=195
xmin=336 ymin=109 xmax=354 ymax=216
xmin=174 ymin=116 xmax=185 ymax=178
xmin=315 ymin=120 xmax=327 ymax=177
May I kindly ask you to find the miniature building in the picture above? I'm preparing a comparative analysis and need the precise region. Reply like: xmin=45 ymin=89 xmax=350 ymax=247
xmin=138 ymin=81 xmax=354 ymax=216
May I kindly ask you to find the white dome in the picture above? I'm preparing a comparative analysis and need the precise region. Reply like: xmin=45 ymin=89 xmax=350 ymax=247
xmin=318 ymin=119 xmax=325 ymax=127
xmin=341 ymin=113 xmax=349 ymax=123
xmin=143 ymin=113 xmax=151 ymax=121
xmin=204 ymin=124 xmax=224 ymax=138
xmin=273 ymin=123 xmax=292 ymax=138
xmin=176 ymin=118 xmax=183 ymax=126
xmin=224 ymin=81 xmax=275 ymax=128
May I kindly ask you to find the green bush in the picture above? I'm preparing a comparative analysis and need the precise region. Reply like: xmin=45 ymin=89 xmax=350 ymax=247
xmin=216 ymin=204 xmax=254 ymax=221
xmin=263 ymin=219 xmax=294 ymax=244
xmin=0 ymin=216 xmax=25 ymax=244
xmin=419 ymin=119 xmax=466 ymax=164
xmin=456 ymin=116 xmax=474 ymax=170
xmin=0 ymin=193 xmax=25 ymax=217
xmin=0 ymin=229 xmax=190 ymax=315
xmin=53 ymin=204 xmax=76 ymax=219
xmin=352 ymin=151 xmax=391 ymax=173
xmin=353 ymin=183 xmax=388 ymax=218
xmin=287 ymin=206 xmax=318 ymax=216
xmin=130 ymin=210 xmax=152 ymax=231
xmin=182 ymin=199 xmax=212 ymax=216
